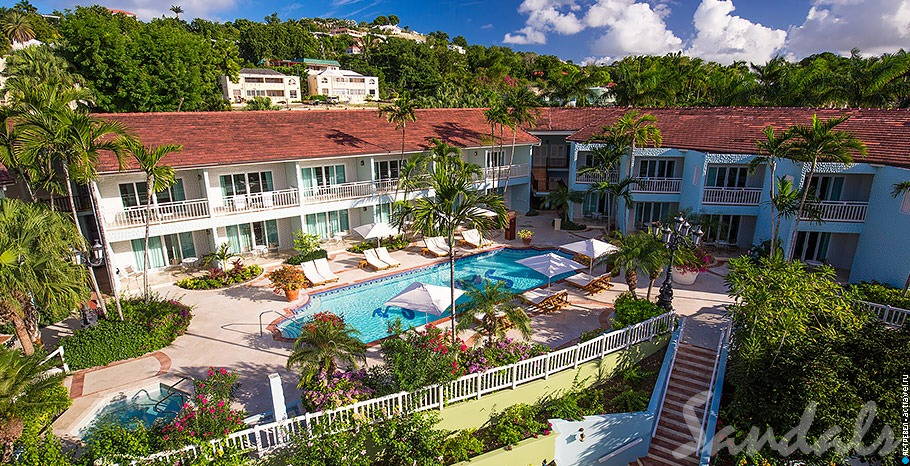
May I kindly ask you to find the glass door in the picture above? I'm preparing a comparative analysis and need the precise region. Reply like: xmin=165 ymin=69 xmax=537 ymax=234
xmin=794 ymin=231 xmax=831 ymax=262
xmin=131 ymin=237 xmax=167 ymax=269
xmin=706 ymin=166 xmax=748 ymax=188
xmin=809 ymin=175 xmax=843 ymax=201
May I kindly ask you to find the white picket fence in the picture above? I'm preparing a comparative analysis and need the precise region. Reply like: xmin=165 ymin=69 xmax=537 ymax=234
xmin=132 ymin=312 xmax=679 ymax=464
xmin=857 ymin=300 xmax=910 ymax=327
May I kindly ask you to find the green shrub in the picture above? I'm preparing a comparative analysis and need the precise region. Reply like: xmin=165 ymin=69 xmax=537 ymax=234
xmin=849 ymin=281 xmax=910 ymax=309
xmin=539 ymin=390 xmax=585 ymax=421
xmin=610 ymin=389 xmax=649 ymax=412
xmin=176 ymin=264 xmax=263 ymax=290
xmin=441 ymin=429 xmax=484 ymax=464
xmin=81 ymin=422 xmax=155 ymax=464
xmin=12 ymin=433 xmax=71 ymax=466
xmin=561 ymin=220 xmax=587 ymax=231
xmin=612 ymin=293 xmax=664 ymax=329
xmin=285 ymin=249 xmax=328 ymax=265
xmin=60 ymin=298 xmax=192 ymax=370
xmin=482 ymin=403 xmax=546 ymax=448
xmin=293 ymin=231 xmax=322 ymax=255
xmin=346 ymin=236 xmax=409 ymax=254
xmin=578 ymin=327 xmax=604 ymax=342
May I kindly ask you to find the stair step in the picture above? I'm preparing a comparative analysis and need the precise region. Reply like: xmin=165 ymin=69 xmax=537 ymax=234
xmin=643 ymin=453 xmax=681 ymax=466
xmin=654 ymin=424 xmax=695 ymax=445
xmin=665 ymin=391 xmax=705 ymax=406
xmin=661 ymin=409 xmax=702 ymax=429
xmin=658 ymin=414 xmax=700 ymax=433
xmin=664 ymin=397 xmax=707 ymax=416
xmin=679 ymin=344 xmax=717 ymax=358
xmin=672 ymin=364 xmax=713 ymax=381
xmin=650 ymin=442 xmax=699 ymax=464
xmin=668 ymin=375 xmax=711 ymax=392
xmin=674 ymin=358 xmax=711 ymax=373
xmin=675 ymin=351 xmax=716 ymax=366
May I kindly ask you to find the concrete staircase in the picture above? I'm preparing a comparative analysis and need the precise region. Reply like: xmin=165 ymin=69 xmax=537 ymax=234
xmin=632 ymin=343 xmax=719 ymax=466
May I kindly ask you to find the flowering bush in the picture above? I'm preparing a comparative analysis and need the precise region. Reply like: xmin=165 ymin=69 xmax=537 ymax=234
xmin=674 ymin=247 xmax=713 ymax=273
xmin=304 ymin=311 xmax=345 ymax=333
xmin=194 ymin=367 xmax=238 ymax=403
xmin=380 ymin=323 xmax=470 ymax=391
xmin=516 ymin=229 xmax=534 ymax=240
xmin=462 ymin=338 xmax=549 ymax=374
xmin=176 ymin=259 xmax=263 ymax=290
xmin=301 ymin=369 xmax=374 ymax=411
xmin=160 ymin=393 xmax=246 ymax=447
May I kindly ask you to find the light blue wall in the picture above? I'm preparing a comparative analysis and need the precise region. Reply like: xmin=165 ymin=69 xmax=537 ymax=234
xmin=849 ymin=165 xmax=910 ymax=287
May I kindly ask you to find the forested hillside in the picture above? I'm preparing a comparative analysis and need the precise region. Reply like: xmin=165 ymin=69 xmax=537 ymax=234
xmin=1 ymin=2 xmax=908 ymax=113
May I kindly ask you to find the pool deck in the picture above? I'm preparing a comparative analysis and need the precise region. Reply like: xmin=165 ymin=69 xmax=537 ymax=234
xmin=47 ymin=212 xmax=733 ymax=442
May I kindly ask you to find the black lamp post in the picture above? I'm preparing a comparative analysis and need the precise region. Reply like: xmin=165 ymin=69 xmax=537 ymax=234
xmin=654 ymin=215 xmax=703 ymax=312
xmin=73 ymin=240 xmax=105 ymax=326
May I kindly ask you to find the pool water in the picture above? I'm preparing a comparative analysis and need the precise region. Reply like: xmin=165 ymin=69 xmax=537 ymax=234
xmin=277 ymin=248 xmax=574 ymax=342
xmin=79 ymin=384 xmax=187 ymax=436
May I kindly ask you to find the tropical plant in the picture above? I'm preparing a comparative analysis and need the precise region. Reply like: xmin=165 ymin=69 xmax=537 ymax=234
xmin=458 ymin=281 xmax=531 ymax=341
xmin=266 ymin=265 xmax=308 ymax=293
xmin=501 ymin=87 xmax=539 ymax=198
xmin=543 ymin=182 xmax=584 ymax=223
xmin=124 ymin=141 xmax=182 ymax=300
xmin=579 ymin=138 xmax=634 ymax=229
xmin=405 ymin=140 xmax=507 ymax=342
xmin=0 ymin=200 xmax=88 ymax=355
xmin=751 ymin=126 xmax=793 ymax=253
xmin=483 ymin=101 xmax=509 ymax=187
xmin=0 ymin=11 xmax=35 ymax=44
xmin=170 ymin=5 xmax=184 ymax=19
xmin=784 ymin=115 xmax=867 ymax=259
xmin=607 ymin=231 xmax=668 ymax=297
xmin=392 ymin=151 xmax=429 ymax=232
xmin=201 ymin=243 xmax=238 ymax=271
xmin=292 ymin=231 xmax=321 ymax=255
xmin=768 ymin=177 xmax=822 ymax=257
xmin=612 ymin=292 xmax=664 ymax=329
xmin=891 ymin=181 xmax=910 ymax=198
xmin=378 ymin=92 xmax=417 ymax=160
xmin=516 ymin=229 xmax=533 ymax=240
xmin=286 ymin=312 xmax=366 ymax=388
xmin=244 ymin=96 xmax=279 ymax=110
xmin=0 ymin=347 xmax=68 ymax=460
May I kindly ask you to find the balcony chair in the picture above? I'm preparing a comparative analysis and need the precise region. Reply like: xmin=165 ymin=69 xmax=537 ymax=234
xmin=375 ymin=247 xmax=401 ymax=268
xmin=314 ymin=258 xmax=340 ymax=282
xmin=232 ymin=194 xmax=248 ymax=211
xmin=261 ymin=191 xmax=274 ymax=208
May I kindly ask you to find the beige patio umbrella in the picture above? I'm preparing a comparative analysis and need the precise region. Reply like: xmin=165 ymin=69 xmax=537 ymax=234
xmin=561 ymin=238 xmax=619 ymax=274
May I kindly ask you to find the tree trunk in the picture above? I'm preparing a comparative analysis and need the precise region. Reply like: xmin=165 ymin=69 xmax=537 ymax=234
xmin=10 ymin=313 xmax=35 ymax=355
xmin=62 ymin=164 xmax=108 ymax=318
xmin=787 ymin=158 xmax=817 ymax=260
xmin=88 ymin=182 xmax=123 ymax=320
xmin=626 ymin=269 xmax=638 ymax=296
xmin=502 ymin=128 xmax=517 ymax=200
xmin=143 ymin=174 xmax=155 ymax=300
xmin=449 ymin=235 xmax=457 ymax=344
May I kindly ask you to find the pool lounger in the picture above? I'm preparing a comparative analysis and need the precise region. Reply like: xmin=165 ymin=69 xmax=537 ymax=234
xmin=460 ymin=229 xmax=493 ymax=248
xmin=375 ymin=247 xmax=401 ymax=268
xmin=301 ymin=261 xmax=330 ymax=286
xmin=423 ymin=236 xmax=449 ymax=257
xmin=314 ymin=258 xmax=340 ymax=282
xmin=565 ymin=272 xmax=613 ymax=293
xmin=521 ymin=289 xmax=569 ymax=312
xmin=363 ymin=249 xmax=392 ymax=270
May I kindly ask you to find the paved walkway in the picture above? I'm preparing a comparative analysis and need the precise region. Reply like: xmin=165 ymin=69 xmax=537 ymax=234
xmin=47 ymin=212 xmax=734 ymax=442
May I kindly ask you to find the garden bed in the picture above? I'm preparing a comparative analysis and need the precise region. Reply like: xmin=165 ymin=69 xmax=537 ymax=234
xmin=175 ymin=263 xmax=263 ymax=290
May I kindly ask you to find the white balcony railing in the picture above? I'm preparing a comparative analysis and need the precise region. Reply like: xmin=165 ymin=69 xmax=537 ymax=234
xmin=804 ymin=201 xmax=868 ymax=222
xmin=481 ymin=163 xmax=529 ymax=182
xmin=632 ymin=177 xmax=682 ymax=193
xmin=301 ymin=179 xmax=398 ymax=204
xmin=575 ymin=170 xmax=619 ymax=184
xmin=215 ymin=188 xmax=300 ymax=215
xmin=109 ymin=199 xmax=210 ymax=228
xmin=702 ymin=187 xmax=763 ymax=205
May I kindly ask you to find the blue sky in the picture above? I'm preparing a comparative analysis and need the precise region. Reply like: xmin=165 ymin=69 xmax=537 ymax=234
xmin=24 ymin=0 xmax=910 ymax=64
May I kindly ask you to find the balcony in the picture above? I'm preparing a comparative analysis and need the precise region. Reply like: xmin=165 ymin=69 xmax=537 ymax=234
xmin=702 ymin=187 xmax=762 ymax=205
xmin=575 ymin=170 xmax=619 ymax=184
xmin=300 ymin=179 xmax=398 ymax=204
xmin=109 ymin=199 xmax=210 ymax=228
xmin=215 ymin=188 xmax=300 ymax=214
xmin=632 ymin=177 xmax=681 ymax=193
xmin=803 ymin=201 xmax=868 ymax=222
xmin=481 ymin=163 xmax=529 ymax=182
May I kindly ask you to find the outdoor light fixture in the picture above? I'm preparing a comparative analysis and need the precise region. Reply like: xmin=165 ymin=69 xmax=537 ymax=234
xmin=654 ymin=215 xmax=703 ymax=312
xmin=72 ymin=240 xmax=105 ymax=326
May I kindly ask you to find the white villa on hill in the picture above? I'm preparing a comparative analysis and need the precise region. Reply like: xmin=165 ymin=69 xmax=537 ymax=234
xmin=307 ymin=69 xmax=379 ymax=103
xmin=220 ymin=69 xmax=300 ymax=104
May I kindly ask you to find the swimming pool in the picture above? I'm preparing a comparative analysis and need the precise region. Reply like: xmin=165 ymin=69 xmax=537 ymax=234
xmin=277 ymin=248 xmax=574 ymax=342
xmin=78 ymin=383 xmax=187 ymax=437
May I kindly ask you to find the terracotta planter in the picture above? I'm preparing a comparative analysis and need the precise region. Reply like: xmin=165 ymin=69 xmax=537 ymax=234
xmin=284 ymin=288 xmax=300 ymax=302
xmin=522 ymin=238 xmax=532 ymax=245
xmin=672 ymin=267 xmax=699 ymax=285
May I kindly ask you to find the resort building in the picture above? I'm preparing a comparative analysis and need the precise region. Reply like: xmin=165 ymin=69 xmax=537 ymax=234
xmin=262 ymin=58 xmax=341 ymax=75
xmin=527 ymin=107 xmax=910 ymax=288
xmin=220 ymin=68 xmax=300 ymax=104
xmin=306 ymin=68 xmax=379 ymax=103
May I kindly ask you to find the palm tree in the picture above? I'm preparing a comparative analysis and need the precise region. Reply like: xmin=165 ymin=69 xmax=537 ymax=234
xmin=0 ymin=200 xmax=88 ymax=355
xmin=0 ymin=11 xmax=35 ymax=45
xmin=608 ymin=231 xmax=667 ymax=297
xmin=286 ymin=314 xmax=366 ymax=387
xmin=125 ymin=141 xmax=182 ymax=300
xmin=784 ymin=115 xmax=867 ymax=259
xmin=0 ymin=346 xmax=68 ymax=460
xmin=543 ymin=182 xmax=584 ymax=225
xmin=202 ymin=243 xmax=238 ymax=271
xmin=170 ymin=5 xmax=184 ymax=19
xmin=457 ymin=281 xmax=531 ymax=342
xmin=379 ymin=93 xmax=417 ymax=161
xmin=501 ymin=88 xmax=539 ymax=199
xmin=579 ymin=139 xmax=634 ymax=229
xmin=392 ymin=151 xmax=430 ymax=233
xmin=891 ymin=181 xmax=910 ymax=198
xmin=751 ymin=126 xmax=793 ymax=253
xmin=483 ymin=101 xmax=509 ymax=188
xmin=407 ymin=141 xmax=507 ymax=342
xmin=603 ymin=111 xmax=662 ymax=230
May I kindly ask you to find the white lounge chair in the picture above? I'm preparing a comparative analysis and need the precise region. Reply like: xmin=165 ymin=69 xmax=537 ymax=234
xmin=314 ymin=258 xmax=340 ymax=282
xmin=423 ymin=237 xmax=448 ymax=257
xmin=363 ymin=249 xmax=391 ymax=270
xmin=565 ymin=273 xmax=613 ymax=293
xmin=375 ymin=247 xmax=400 ymax=267
xmin=461 ymin=229 xmax=492 ymax=248
xmin=301 ymin=261 xmax=328 ymax=285
xmin=520 ymin=288 xmax=569 ymax=312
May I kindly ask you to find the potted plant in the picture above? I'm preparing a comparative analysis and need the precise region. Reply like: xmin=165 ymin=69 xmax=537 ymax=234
xmin=517 ymin=229 xmax=534 ymax=245
xmin=266 ymin=265 xmax=308 ymax=301
xmin=672 ymin=246 xmax=712 ymax=285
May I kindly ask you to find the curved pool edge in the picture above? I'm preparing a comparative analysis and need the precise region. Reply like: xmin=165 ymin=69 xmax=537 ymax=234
xmin=266 ymin=245 xmax=570 ymax=346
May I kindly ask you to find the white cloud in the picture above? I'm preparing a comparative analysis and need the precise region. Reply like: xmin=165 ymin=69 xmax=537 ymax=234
xmin=786 ymin=0 xmax=910 ymax=57
xmin=586 ymin=0 xmax=683 ymax=57
xmin=503 ymin=0 xmax=584 ymax=44
xmin=49 ymin=0 xmax=238 ymax=21
xmin=684 ymin=0 xmax=787 ymax=64
xmin=581 ymin=56 xmax=613 ymax=65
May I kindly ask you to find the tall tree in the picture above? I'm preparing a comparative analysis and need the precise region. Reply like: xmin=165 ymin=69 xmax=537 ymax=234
xmin=457 ymin=281 xmax=531 ymax=342
xmin=543 ymin=182 xmax=585 ymax=225
xmin=599 ymin=111 xmax=662 ymax=230
xmin=0 ymin=11 xmax=34 ymax=44
xmin=891 ymin=181 xmax=910 ymax=198
xmin=170 ymin=5 xmax=184 ymax=19
xmin=0 ymin=200 xmax=88 ymax=355
xmin=378 ymin=93 xmax=417 ymax=222
xmin=579 ymin=138 xmax=634 ymax=230
xmin=751 ymin=126 xmax=793 ymax=253
xmin=784 ymin=115 xmax=867 ymax=260
xmin=407 ymin=141 xmax=507 ymax=342
xmin=125 ymin=141 xmax=182 ymax=300
xmin=483 ymin=101 xmax=509 ymax=189
xmin=608 ymin=231 xmax=667 ymax=297
xmin=501 ymin=87 xmax=538 ymax=200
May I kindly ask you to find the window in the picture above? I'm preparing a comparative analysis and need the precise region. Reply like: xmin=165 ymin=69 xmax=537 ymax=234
xmin=232 ymin=89 xmax=241 ymax=96
xmin=702 ymin=214 xmax=741 ymax=244
xmin=374 ymin=203 xmax=392 ymax=223
xmin=373 ymin=160 xmax=403 ymax=180
xmin=369 ymin=89 xmax=376 ymax=95
xmin=244 ymin=77 xmax=264 ymax=83
xmin=582 ymin=192 xmax=609 ymax=216
xmin=264 ymin=78 xmax=283 ymax=83
xmin=637 ymin=159 xmax=676 ymax=178
xmin=225 ymin=220 xmax=279 ymax=253
xmin=266 ymin=90 xmax=285 ymax=97
xmin=131 ymin=231 xmax=196 ymax=268
xmin=706 ymin=166 xmax=748 ymax=188
xmin=301 ymin=165 xmax=346 ymax=189
xmin=220 ymin=171 xmax=274 ymax=197
xmin=290 ymin=90 xmax=298 ymax=99
xmin=486 ymin=151 xmax=505 ymax=167
xmin=119 ymin=179 xmax=185 ymax=207
xmin=633 ymin=202 xmax=677 ymax=229
xmin=794 ymin=231 xmax=831 ymax=262
xmin=303 ymin=210 xmax=350 ymax=239
xmin=808 ymin=175 xmax=844 ymax=201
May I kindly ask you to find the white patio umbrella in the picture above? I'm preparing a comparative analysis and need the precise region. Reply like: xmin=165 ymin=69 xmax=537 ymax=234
xmin=516 ymin=253 xmax=586 ymax=287
xmin=561 ymin=238 xmax=619 ymax=274
xmin=353 ymin=222 xmax=400 ymax=247
xmin=383 ymin=282 xmax=465 ymax=316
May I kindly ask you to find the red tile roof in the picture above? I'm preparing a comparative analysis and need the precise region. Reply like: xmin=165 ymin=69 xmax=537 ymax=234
xmin=96 ymin=108 xmax=539 ymax=173
xmin=534 ymin=107 xmax=910 ymax=169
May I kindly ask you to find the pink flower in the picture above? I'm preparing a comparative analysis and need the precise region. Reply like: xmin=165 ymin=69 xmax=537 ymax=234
xmin=219 ymin=368 xmax=228 ymax=375
xmin=217 ymin=400 xmax=225 ymax=408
